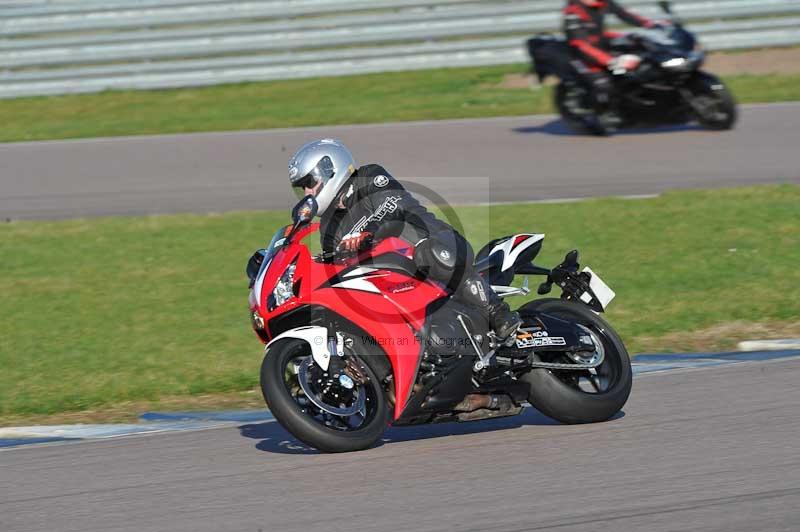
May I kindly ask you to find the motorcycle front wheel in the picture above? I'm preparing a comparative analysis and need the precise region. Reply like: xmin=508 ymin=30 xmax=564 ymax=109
xmin=518 ymin=299 xmax=632 ymax=424
xmin=260 ymin=339 xmax=390 ymax=452
xmin=687 ymin=72 xmax=737 ymax=131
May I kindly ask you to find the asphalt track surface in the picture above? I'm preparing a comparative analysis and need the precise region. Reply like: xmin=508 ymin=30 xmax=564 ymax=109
xmin=2 ymin=103 xmax=800 ymax=220
xmin=2 ymin=358 xmax=799 ymax=532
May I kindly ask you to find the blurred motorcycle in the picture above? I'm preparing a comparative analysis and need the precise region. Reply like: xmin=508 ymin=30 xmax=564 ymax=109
xmin=528 ymin=1 xmax=737 ymax=135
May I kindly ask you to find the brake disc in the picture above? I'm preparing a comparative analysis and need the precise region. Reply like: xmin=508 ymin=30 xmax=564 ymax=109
xmin=296 ymin=357 xmax=365 ymax=417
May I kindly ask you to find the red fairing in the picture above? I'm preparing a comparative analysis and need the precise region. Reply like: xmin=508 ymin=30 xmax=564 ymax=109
xmin=253 ymin=227 xmax=447 ymax=420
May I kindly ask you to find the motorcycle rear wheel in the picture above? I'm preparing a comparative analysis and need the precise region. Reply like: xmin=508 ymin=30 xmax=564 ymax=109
xmin=260 ymin=339 xmax=390 ymax=452
xmin=518 ymin=299 xmax=632 ymax=424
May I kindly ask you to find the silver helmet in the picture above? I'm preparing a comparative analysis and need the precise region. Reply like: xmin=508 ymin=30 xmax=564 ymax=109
xmin=288 ymin=139 xmax=356 ymax=216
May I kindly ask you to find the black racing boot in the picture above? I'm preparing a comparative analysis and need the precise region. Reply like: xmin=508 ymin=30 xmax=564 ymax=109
xmin=458 ymin=273 xmax=523 ymax=343
xmin=492 ymin=306 xmax=524 ymax=343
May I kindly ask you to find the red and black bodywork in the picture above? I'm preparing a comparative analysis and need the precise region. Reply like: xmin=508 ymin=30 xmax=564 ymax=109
xmin=247 ymin=222 xmax=610 ymax=424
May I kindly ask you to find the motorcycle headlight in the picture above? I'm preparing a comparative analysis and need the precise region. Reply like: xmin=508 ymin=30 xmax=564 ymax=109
xmin=661 ymin=57 xmax=687 ymax=69
xmin=269 ymin=262 xmax=296 ymax=311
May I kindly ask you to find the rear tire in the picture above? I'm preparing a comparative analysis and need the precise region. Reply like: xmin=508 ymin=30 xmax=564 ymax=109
xmin=260 ymin=339 xmax=390 ymax=453
xmin=518 ymin=299 xmax=632 ymax=424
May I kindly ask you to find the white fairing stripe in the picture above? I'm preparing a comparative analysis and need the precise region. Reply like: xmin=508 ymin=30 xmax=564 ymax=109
xmin=266 ymin=326 xmax=331 ymax=371
xmin=332 ymin=277 xmax=382 ymax=293
xmin=344 ymin=267 xmax=378 ymax=278
xmin=252 ymin=259 xmax=271 ymax=310
xmin=488 ymin=234 xmax=545 ymax=272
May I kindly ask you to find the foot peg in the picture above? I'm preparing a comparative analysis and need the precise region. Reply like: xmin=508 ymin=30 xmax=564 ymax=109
xmin=457 ymin=314 xmax=496 ymax=371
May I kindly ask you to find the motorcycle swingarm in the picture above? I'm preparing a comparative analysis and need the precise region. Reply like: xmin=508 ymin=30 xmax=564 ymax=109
xmin=514 ymin=313 xmax=595 ymax=354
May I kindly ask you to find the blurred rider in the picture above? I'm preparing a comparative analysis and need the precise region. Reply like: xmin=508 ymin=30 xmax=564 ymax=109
xmin=563 ymin=0 xmax=666 ymax=109
xmin=287 ymin=138 xmax=523 ymax=342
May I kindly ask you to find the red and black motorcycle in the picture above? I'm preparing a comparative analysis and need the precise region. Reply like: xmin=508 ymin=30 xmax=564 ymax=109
xmin=247 ymin=196 xmax=632 ymax=452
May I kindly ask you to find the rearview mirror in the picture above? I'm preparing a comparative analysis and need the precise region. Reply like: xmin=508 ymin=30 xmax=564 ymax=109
xmin=291 ymin=195 xmax=318 ymax=226
xmin=284 ymin=195 xmax=318 ymax=244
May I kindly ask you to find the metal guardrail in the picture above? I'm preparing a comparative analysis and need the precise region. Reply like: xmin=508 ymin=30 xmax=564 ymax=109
xmin=3 ymin=0 xmax=799 ymax=36
xmin=0 ymin=0 xmax=487 ymax=35
xmin=4 ymin=0 xmax=799 ymax=51
xmin=1 ymin=0 xmax=799 ymax=99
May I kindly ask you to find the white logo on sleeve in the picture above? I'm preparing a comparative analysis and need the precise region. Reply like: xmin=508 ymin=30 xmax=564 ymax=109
xmin=373 ymin=175 xmax=389 ymax=188
xmin=347 ymin=196 xmax=401 ymax=234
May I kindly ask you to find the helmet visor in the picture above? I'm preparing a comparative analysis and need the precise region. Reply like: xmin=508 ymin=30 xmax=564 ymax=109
xmin=290 ymin=156 xmax=335 ymax=200
xmin=292 ymin=174 xmax=319 ymax=199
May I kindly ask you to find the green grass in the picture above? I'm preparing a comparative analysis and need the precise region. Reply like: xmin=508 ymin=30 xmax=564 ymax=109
xmin=1 ymin=64 xmax=799 ymax=142
xmin=1 ymin=185 xmax=798 ymax=420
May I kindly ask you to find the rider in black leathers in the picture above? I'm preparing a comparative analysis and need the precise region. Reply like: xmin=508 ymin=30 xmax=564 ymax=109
xmin=288 ymin=139 xmax=522 ymax=341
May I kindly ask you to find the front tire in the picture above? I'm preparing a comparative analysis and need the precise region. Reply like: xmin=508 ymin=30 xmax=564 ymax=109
xmin=260 ymin=339 xmax=390 ymax=453
xmin=688 ymin=72 xmax=737 ymax=130
xmin=518 ymin=299 xmax=632 ymax=424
